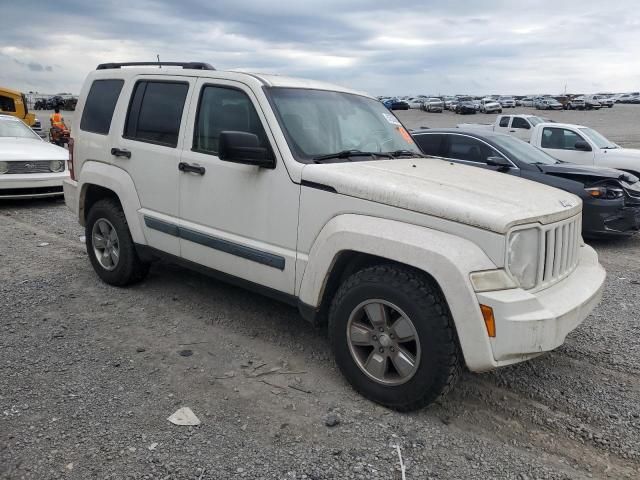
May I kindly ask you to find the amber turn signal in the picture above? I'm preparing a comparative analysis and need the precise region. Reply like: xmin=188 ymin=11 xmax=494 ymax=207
xmin=480 ymin=304 xmax=496 ymax=338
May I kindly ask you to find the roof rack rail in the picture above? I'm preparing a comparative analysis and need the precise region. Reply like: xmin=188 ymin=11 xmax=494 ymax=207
xmin=96 ymin=62 xmax=215 ymax=70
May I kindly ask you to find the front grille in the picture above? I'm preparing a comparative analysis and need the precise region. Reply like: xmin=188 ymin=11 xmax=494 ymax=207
xmin=539 ymin=215 xmax=581 ymax=288
xmin=6 ymin=161 xmax=52 ymax=174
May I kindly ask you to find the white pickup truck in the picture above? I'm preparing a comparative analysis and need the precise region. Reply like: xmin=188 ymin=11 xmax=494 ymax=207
xmin=530 ymin=123 xmax=640 ymax=177
xmin=458 ymin=114 xmax=545 ymax=141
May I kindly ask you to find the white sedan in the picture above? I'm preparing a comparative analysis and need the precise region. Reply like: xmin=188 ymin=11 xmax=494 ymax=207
xmin=0 ymin=114 xmax=69 ymax=199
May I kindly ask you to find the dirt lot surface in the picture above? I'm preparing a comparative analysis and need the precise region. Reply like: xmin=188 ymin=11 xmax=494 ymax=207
xmin=2 ymin=107 xmax=640 ymax=480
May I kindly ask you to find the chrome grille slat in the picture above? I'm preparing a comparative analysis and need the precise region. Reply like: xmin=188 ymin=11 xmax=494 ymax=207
xmin=6 ymin=161 xmax=52 ymax=174
xmin=544 ymin=230 xmax=555 ymax=282
xmin=561 ymin=224 xmax=570 ymax=273
xmin=553 ymin=226 xmax=562 ymax=278
xmin=533 ymin=215 xmax=581 ymax=290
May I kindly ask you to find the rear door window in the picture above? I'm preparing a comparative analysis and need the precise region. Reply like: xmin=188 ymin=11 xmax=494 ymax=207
xmin=80 ymin=79 xmax=124 ymax=134
xmin=124 ymin=81 xmax=189 ymax=147
xmin=499 ymin=116 xmax=510 ymax=127
xmin=413 ymin=133 xmax=444 ymax=156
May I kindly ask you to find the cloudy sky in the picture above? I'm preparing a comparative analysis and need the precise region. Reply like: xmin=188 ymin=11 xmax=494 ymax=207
xmin=1 ymin=0 xmax=639 ymax=96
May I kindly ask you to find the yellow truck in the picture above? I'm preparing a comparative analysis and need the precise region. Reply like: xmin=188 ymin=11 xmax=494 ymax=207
xmin=0 ymin=87 xmax=44 ymax=137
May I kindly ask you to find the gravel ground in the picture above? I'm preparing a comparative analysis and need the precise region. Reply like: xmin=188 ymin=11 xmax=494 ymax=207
xmin=2 ymin=108 xmax=640 ymax=480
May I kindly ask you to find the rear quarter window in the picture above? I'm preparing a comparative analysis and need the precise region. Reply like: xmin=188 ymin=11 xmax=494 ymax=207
xmin=80 ymin=79 xmax=124 ymax=134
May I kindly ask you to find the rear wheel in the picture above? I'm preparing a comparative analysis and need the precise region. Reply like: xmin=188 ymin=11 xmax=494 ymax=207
xmin=328 ymin=265 xmax=461 ymax=411
xmin=86 ymin=199 xmax=149 ymax=286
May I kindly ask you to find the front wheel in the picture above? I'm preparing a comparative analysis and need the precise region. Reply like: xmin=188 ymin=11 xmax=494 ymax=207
xmin=86 ymin=199 xmax=150 ymax=286
xmin=328 ymin=265 xmax=461 ymax=411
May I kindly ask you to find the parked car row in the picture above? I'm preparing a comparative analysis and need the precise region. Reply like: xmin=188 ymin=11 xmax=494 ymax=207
xmin=381 ymin=91 xmax=639 ymax=114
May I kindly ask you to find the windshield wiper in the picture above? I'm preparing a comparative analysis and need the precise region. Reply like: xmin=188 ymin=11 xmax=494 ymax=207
xmin=386 ymin=150 xmax=428 ymax=158
xmin=312 ymin=150 xmax=393 ymax=163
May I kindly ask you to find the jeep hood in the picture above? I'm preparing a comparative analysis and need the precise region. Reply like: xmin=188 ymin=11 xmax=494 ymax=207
xmin=301 ymin=158 xmax=581 ymax=234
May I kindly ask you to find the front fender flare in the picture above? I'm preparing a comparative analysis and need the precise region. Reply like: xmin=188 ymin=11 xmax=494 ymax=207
xmin=298 ymin=214 xmax=499 ymax=370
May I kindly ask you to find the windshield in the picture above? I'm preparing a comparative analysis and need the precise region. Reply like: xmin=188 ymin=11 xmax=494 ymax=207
xmin=0 ymin=119 xmax=40 ymax=139
xmin=528 ymin=116 xmax=544 ymax=126
xmin=579 ymin=127 xmax=617 ymax=149
xmin=492 ymin=134 xmax=559 ymax=165
xmin=267 ymin=88 xmax=420 ymax=162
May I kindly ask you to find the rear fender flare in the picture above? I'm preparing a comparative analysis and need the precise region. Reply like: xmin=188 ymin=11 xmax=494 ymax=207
xmin=78 ymin=161 xmax=146 ymax=245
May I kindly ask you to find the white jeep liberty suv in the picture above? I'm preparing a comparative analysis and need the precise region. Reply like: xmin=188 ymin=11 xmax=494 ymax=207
xmin=64 ymin=61 xmax=605 ymax=411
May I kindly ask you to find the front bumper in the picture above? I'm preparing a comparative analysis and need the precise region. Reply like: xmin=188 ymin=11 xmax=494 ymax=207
xmin=0 ymin=172 xmax=68 ymax=199
xmin=475 ymin=245 xmax=605 ymax=367
xmin=582 ymin=200 xmax=640 ymax=238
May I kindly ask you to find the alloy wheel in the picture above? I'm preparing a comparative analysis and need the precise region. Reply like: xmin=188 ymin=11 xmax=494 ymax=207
xmin=91 ymin=218 xmax=120 ymax=271
xmin=346 ymin=299 xmax=421 ymax=385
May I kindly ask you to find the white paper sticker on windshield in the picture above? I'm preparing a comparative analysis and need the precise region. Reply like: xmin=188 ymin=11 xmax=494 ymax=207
xmin=382 ymin=113 xmax=401 ymax=125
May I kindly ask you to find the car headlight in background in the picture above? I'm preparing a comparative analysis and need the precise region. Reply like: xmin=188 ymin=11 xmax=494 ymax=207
xmin=49 ymin=160 xmax=65 ymax=172
xmin=507 ymin=228 xmax=540 ymax=290
xmin=0 ymin=161 xmax=8 ymax=174
xmin=585 ymin=185 xmax=624 ymax=200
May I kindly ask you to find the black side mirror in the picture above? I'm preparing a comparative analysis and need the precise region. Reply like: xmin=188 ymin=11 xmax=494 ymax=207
xmin=486 ymin=156 xmax=512 ymax=171
xmin=574 ymin=140 xmax=592 ymax=152
xmin=218 ymin=131 xmax=275 ymax=168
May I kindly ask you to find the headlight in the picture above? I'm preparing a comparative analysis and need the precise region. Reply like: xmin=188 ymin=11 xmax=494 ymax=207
xmin=507 ymin=228 xmax=540 ymax=290
xmin=0 ymin=161 xmax=7 ymax=174
xmin=585 ymin=185 xmax=623 ymax=200
xmin=49 ymin=160 xmax=64 ymax=172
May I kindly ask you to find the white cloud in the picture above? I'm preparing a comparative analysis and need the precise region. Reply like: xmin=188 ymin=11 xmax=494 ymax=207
xmin=1 ymin=0 xmax=639 ymax=95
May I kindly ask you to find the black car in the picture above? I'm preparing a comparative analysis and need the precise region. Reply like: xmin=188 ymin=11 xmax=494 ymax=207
xmin=411 ymin=129 xmax=640 ymax=238
xmin=454 ymin=97 xmax=476 ymax=115
xmin=383 ymin=98 xmax=409 ymax=110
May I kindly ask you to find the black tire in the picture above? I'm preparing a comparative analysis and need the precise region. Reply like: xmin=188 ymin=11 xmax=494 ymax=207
xmin=328 ymin=265 xmax=461 ymax=411
xmin=85 ymin=198 xmax=149 ymax=286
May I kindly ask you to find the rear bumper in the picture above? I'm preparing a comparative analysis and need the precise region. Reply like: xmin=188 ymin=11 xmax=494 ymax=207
xmin=63 ymin=178 xmax=79 ymax=217
xmin=0 ymin=173 xmax=67 ymax=199
xmin=474 ymin=245 xmax=605 ymax=368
